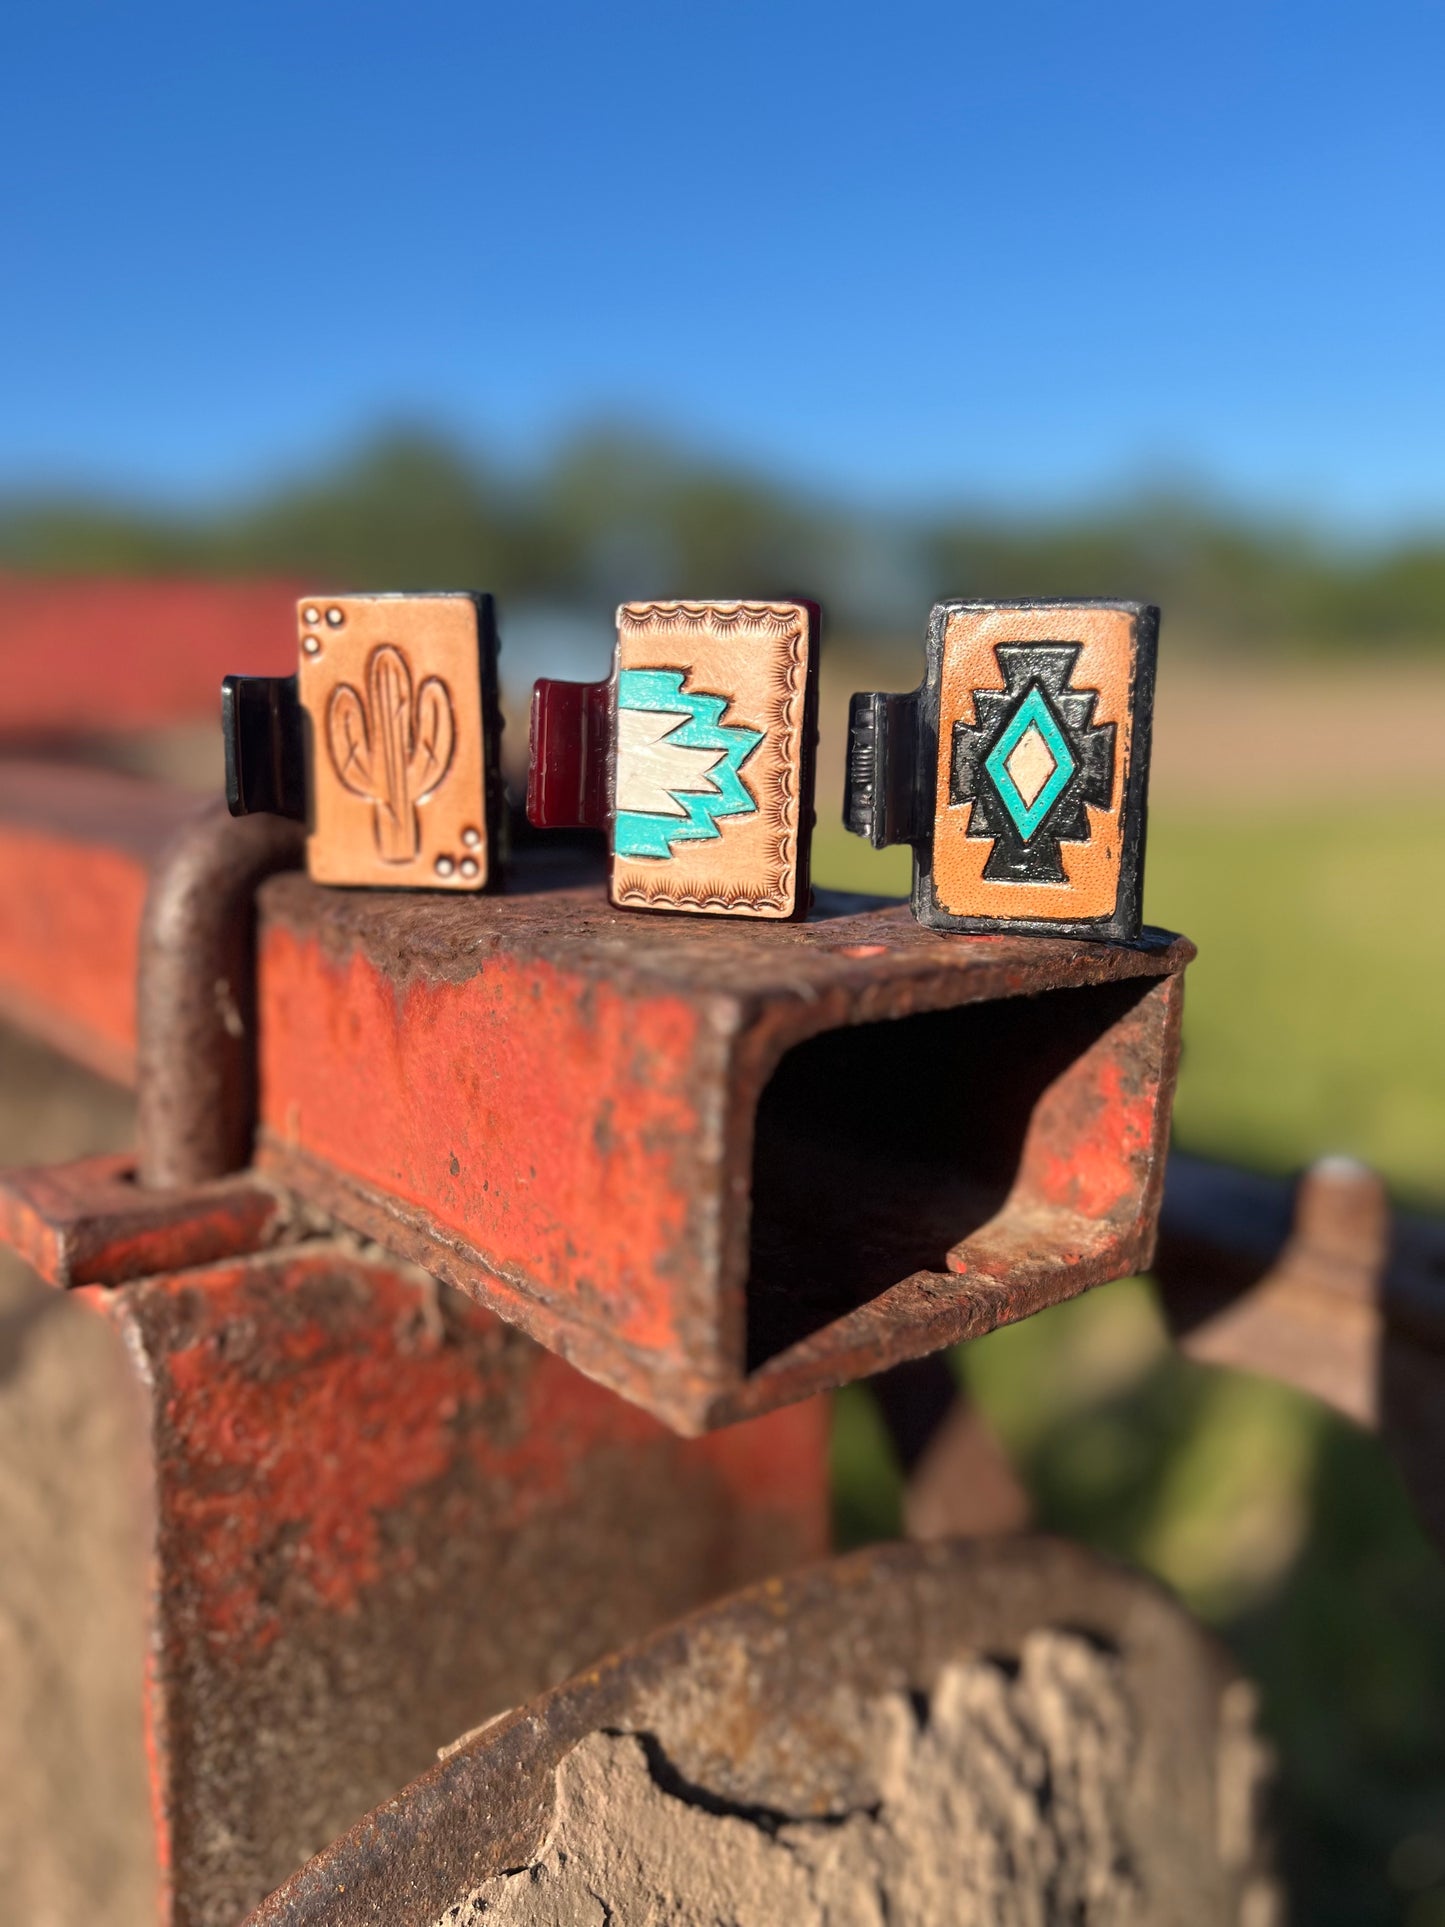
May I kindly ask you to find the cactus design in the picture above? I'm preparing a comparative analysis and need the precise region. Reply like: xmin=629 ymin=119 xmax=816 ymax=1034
xmin=326 ymin=645 xmax=456 ymax=863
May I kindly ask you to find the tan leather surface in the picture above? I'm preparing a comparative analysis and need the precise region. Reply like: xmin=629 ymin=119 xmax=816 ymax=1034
xmin=297 ymin=595 xmax=488 ymax=891
xmin=611 ymin=601 xmax=811 ymax=918
xmin=931 ymin=605 xmax=1135 ymax=923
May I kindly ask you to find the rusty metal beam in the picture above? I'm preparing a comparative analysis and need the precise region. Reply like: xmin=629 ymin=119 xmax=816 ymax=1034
xmin=252 ymin=868 xmax=1191 ymax=1430
xmin=0 ymin=1152 xmax=287 ymax=1287
xmin=136 ymin=802 xmax=304 ymax=1185
xmin=0 ymin=602 xmax=1210 ymax=1918
xmin=0 ymin=758 xmax=1192 ymax=1431
xmin=0 ymin=761 xmax=202 ymax=1080
xmin=0 ymin=767 xmax=305 ymax=1174
xmin=1156 ymin=1151 xmax=1445 ymax=1551
xmin=0 ymin=1238 xmax=829 ymax=1927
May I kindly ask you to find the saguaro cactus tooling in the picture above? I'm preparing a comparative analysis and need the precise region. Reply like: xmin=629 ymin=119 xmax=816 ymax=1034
xmin=326 ymin=644 xmax=456 ymax=863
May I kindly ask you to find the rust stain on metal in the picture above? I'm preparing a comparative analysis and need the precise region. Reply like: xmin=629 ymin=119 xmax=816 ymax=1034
xmin=0 ymin=766 xmax=1192 ymax=1429
xmin=137 ymin=799 xmax=305 ymax=1188
xmin=0 ymin=1152 xmax=288 ymax=1288
xmin=254 ymin=865 xmax=1191 ymax=1431
xmin=259 ymin=924 xmax=722 ymax=1364
xmin=151 ymin=1255 xmax=782 ymax=1651
xmin=155 ymin=1259 xmax=492 ymax=1645
xmin=51 ymin=1246 xmax=829 ymax=1927
xmin=0 ymin=764 xmax=203 ymax=1081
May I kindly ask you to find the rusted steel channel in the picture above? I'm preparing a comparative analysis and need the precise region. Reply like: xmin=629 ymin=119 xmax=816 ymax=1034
xmin=3 ymin=754 xmax=1439 ymax=1519
xmin=252 ymin=871 xmax=1189 ymax=1429
xmin=0 ymin=758 xmax=1193 ymax=1429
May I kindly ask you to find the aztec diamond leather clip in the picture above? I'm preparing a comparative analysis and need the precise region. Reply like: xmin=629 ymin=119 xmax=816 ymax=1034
xmin=223 ymin=591 xmax=504 ymax=889
xmin=845 ymin=600 xmax=1157 ymax=941
xmin=527 ymin=599 xmax=820 ymax=919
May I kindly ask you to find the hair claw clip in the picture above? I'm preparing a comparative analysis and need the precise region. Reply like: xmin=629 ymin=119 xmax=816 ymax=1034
xmin=224 ymin=591 xmax=504 ymax=889
xmin=527 ymin=599 xmax=821 ymax=919
xmin=846 ymin=599 xmax=1157 ymax=941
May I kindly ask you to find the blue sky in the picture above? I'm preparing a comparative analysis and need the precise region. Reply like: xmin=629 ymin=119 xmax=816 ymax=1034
xmin=4 ymin=1 xmax=1444 ymax=528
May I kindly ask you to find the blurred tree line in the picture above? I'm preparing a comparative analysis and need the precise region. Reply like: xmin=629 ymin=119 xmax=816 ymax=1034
xmin=3 ymin=427 xmax=1443 ymax=659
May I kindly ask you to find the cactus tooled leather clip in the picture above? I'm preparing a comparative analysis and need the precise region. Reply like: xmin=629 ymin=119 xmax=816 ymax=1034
xmin=527 ymin=599 xmax=820 ymax=919
xmin=224 ymin=592 xmax=504 ymax=889
xmin=845 ymin=600 xmax=1157 ymax=941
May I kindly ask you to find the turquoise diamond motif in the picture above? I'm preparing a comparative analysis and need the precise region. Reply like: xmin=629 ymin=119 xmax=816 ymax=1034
xmin=982 ymin=685 xmax=1076 ymax=842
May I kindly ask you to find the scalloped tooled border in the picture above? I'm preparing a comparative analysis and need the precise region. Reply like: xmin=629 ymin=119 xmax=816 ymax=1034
xmin=611 ymin=601 xmax=809 ymax=915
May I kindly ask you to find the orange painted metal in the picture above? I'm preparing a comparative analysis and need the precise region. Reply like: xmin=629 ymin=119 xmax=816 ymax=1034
xmin=0 ymin=758 xmax=1191 ymax=1434
xmin=0 ymin=1152 xmax=287 ymax=1287
xmin=259 ymin=914 xmax=714 ymax=1365
xmin=71 ymin=1244 xmax=828 ymax=1925
xmin=253 ymin=866 xmax=1191 ymax=1432
xmin=0 ymin=762 xmax=201 ymax=1079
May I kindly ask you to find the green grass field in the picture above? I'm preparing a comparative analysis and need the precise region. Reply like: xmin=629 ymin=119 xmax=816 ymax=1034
xmin=814 ymin=807 xmax=1445 ymax=1927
